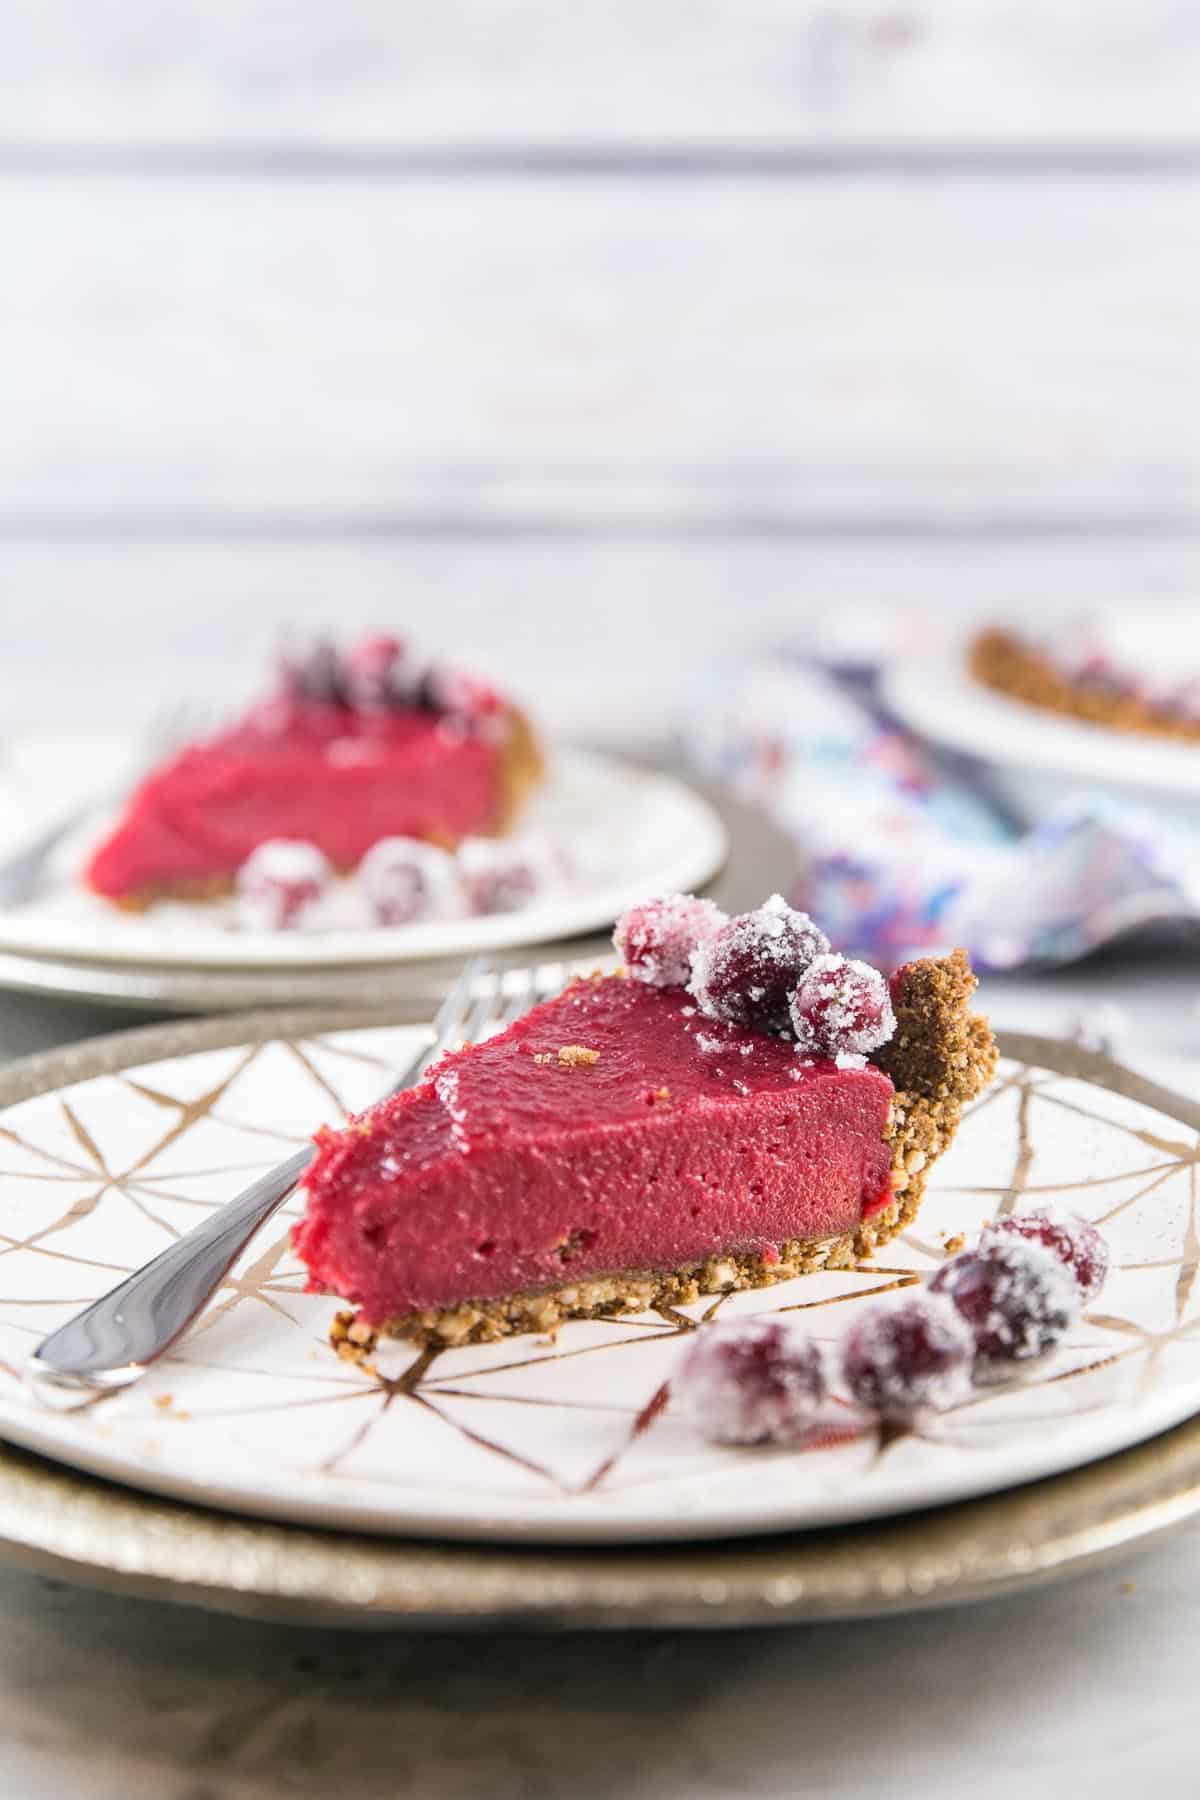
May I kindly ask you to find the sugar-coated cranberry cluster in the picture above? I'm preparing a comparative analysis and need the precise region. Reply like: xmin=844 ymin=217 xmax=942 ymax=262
xmin=280 ymin=634 xmax=502 ymax=727
xmin=674 ymin=1204 xmax=1108 ymax=1445
xmin=235 ymin=833 xmax=568 ymax=933
xmin=612 ymin=891 xmax=895 ymax=1060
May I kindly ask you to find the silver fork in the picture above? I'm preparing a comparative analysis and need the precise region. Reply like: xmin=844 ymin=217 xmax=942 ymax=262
xmin=26 ymin=957 xmax=566 ymax=1408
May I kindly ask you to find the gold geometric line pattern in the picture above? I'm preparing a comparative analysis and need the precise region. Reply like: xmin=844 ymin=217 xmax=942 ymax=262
xmin=1 ymin=1041 xmax=1199 ymax=1519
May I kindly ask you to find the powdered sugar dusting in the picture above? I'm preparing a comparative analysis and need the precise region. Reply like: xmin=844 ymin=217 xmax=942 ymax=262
xmin=235 ymin=840 xmax=332 ymax=931
xmin=985 ymin=1205 xmax=1109 ymax=1306
xmin=842 ymin=1292 xmax=974 ymax=1416
xmin=674 ymin=1317 xmax=827 ymax=1446
xmin=358 ymin=836 xmax=465 ymax=927
xmin=688 ymin=896 xmax=829 ymax=1031
xmin=931 ymin=1238 xmax=1079 ymax=1379
xmin=789 ymin=953 xmax=895 ymax=1058
xmin=613 ymin=893 xmax=727 ymax=989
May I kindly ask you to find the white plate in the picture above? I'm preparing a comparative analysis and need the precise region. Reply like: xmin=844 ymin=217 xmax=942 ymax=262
xmin=0 ymin=1017 xmax=1197 ymax=1544
xmin=882 ymin=643 xmax=1200 ymax=806
xmin=0 ymin=737 xmax=726 ymax=969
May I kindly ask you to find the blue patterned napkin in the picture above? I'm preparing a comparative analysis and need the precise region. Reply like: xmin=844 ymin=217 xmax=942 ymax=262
xmin=684 ymin=651 xmax=1200 ymax=972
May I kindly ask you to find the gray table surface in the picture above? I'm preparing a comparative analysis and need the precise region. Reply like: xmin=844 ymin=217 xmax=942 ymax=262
xmin=1 ymin=952 xmax=1197 ymax=1798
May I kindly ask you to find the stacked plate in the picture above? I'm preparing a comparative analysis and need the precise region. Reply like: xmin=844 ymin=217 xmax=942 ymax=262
xmin=0 ymin=734 xmax=729 ymax=1013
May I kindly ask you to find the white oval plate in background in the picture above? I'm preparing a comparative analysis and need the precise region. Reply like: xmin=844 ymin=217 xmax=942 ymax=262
xmin=0 ymin=1017 xmax=1197 ymax=1544
xmin=0 ymin=736 xmax=726 ymax=969
xmin=882 ymin=641 xmax=1200 ymax=810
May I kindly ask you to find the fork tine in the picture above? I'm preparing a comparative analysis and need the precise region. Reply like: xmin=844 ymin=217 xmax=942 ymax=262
xmin=499 ymin=965 xmax=537 ymax=1024
xmin=460 ymin=964 xmax=504 ymax=1046
xmin=434 ymin=955 xmax=488 ymax=1041
xmin=386 ymin=956 xmax=491 ymax=1094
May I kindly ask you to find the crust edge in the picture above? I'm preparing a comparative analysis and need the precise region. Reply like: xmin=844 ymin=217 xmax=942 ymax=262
xmin=969 ymin=627 xmax=1200 ymax=745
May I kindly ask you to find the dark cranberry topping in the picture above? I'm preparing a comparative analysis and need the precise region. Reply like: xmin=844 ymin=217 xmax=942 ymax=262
xmin=357 ymin=837 xmax=463 ymax=926
xmin=986 ymin=1208 xmax=1108 ymax=1306
xmin=459 ymin=836 xmax=565 ymax=915
xmin=343 ymin=635 xmax=421 ymax=713
xmin=613 ymin=894 xmax=726 ymax=989
xmin=790 ymin=953 xmax=896 ymax=1058
xmin=674 ymin=1315 xmax=827 ymax=1445
xmin=842 ymin=1292 xmax=973 ymax=1417
xmin=276 ymin=636 xmax=500 ymax=726
xmin=235 ymin=840 xmax=331 ymax=930
xmin=930 ymin=1238 xmax=1078 ymax=1379
xmin=689 ymin=896 xmax=829 ymax=1033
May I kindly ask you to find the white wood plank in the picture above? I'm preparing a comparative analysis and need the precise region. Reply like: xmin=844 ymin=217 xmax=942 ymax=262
xmin=4 ymin=2 xmax=1200 ymax=150
xmin=2 ymin=537 xmax=1195 ymax=742
xmin=0 ymin=173 xmax=1196 ymax=525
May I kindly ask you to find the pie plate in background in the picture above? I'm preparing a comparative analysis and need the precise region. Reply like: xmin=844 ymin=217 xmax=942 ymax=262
xmin=882 ymin=639 xmax=1200 ymax=826
xmin=0 ymin=735 xmax=726 ymax=972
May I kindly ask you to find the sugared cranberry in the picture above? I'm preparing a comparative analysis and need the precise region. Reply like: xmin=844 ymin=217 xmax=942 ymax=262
xmin=930 ymin=1239 xmax=1078 ymax=1380
xmin=421 ymin=664 xmax=502 ymax=728
xmin=280 ymin=639 xmax=345 ymax=706
xmin=985 ymin=1207 xmax=1109 ymax=1307
xmin=842 ymin=1292 xmax=974 ymax=1418
xmin=459 ymin=835 xmax=568 ymax=915
xmin=343 ymin=635 xmax=420 ymax=712
xmin=236 ymin=840 xmax=332 ymax=931
xmin=674 ymin=1316 xmax=827 ymax=1446
xmin=789 ymin=953 xmax=896 ymax=1058
xmin=357 ymin=837 xmax=464 ymax=926
xmin=689 ymin=895 xmax=830 ymax=1033
xmin=613 ymin=894 xmax=726 ymax=989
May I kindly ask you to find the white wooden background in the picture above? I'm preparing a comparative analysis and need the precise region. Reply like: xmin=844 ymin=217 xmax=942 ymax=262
xmin=1 ymin=4 xmax=1197 ymax=737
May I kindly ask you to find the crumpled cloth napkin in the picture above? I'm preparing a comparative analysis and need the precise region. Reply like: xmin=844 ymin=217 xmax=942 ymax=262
xmin=684 ymin=651 xmax=1200 ymax=972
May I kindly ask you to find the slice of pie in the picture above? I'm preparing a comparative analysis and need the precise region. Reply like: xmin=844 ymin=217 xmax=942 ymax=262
xmin=85 ymin=636 xmax=543 ymax=907
xmin=293 ymin=894 xmax=996 ymax=1353
xmin=970 ymin=618 xmax=1200 ymax=744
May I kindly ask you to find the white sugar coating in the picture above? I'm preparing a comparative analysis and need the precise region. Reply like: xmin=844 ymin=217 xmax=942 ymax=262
xmin=235 ymin=839 xmax=332 ymax=931
xmin=983 ymin=1204 xmax=1110 ymax=1305
xmin=694 ymin=1033 xmax=726 ymax=1054
xmin=238 ymin=840 xmax=331 ymax=886
xmin=688 ymin=894 xmax=830 ymax=1030
xmin=841 ymin=1292 xmax=974 ymax=1416
xmin=931 ymin=1237 xmax=1079 ymax=1381
xmin=789 ymin=953 xmax=896 ymax=1057
xmin=673 ymin=1316 xmax=827 ymax=1446
xmin=356 ymin=836 xmax=465 ymax=926
xmin=459 ymin=833 xmax=570 ymax=915
xmin=612 ymin=893 xmax=727 ymax=988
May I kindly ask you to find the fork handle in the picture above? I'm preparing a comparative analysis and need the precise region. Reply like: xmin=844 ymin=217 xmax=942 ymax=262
xmin=25 ymin=1146 xmax=313 ymax=1406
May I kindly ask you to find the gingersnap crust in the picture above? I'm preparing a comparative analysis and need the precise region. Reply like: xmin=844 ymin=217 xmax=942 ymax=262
xmin=970 ymin=628 xmax=1200 ymax=745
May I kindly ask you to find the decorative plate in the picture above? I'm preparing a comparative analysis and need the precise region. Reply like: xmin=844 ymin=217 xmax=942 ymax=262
xmin=0 ymin=1014 xmax=1198 ymax=1546
xmin=882 ymin=643 xmax=1200 ymax=808
xmin=0 ymin=737 xmax=726 ymax=969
